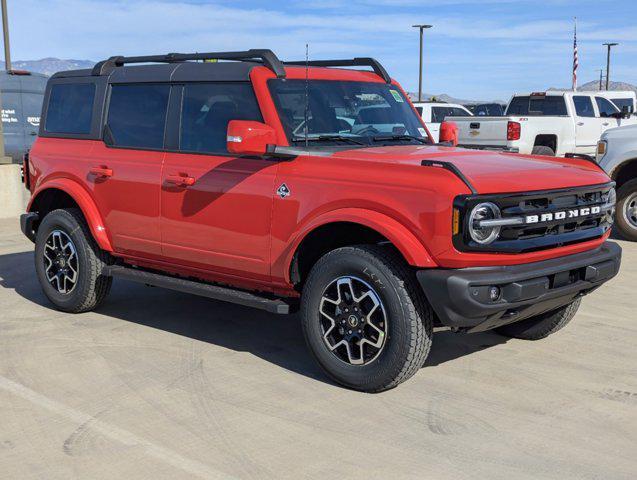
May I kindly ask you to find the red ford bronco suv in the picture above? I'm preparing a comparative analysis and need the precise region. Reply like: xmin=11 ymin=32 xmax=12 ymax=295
xmin=21 ymin=49 xmax=621 ymax=392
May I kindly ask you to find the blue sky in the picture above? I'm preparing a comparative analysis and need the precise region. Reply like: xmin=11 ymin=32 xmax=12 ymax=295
xmin=8 ymin=0 xmax=637 ymax=100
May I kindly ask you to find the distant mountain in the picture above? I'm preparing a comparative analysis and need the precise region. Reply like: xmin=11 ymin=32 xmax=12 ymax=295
xmin=407 ymin=92 xmax=505 ymax=106
xmin=549 ymin=80 xmax=637 ymax=93
xmin=10 ymin=58 xmax=96 ymax=76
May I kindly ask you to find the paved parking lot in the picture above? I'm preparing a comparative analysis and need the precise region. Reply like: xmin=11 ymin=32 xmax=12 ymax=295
xmin=0 ymin=216 xmax=636 ymax=479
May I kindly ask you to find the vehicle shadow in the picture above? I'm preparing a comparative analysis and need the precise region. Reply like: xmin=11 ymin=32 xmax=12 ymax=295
xmin=0 ymin=250 xmax=507 ymax=386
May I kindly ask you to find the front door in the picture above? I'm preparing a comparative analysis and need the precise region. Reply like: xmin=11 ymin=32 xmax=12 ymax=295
xmin=160 ymin=82 xmax=277 ymax=286
xmin=572 ymin=95 xmax=600 ymax=154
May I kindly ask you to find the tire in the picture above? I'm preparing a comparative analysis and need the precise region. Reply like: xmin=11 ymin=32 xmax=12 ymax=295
xmin=531 ymin=145 xmax=555 ymax=156
xmin=300 ymin=245 xmax=433 ymax=392
xmin=615 ymin=178 xmax=637 ymax=241
xmin=494 ymin=299 xmax=581 ymax=340
xmin=34 ymin=208 xmax=112 ymax=313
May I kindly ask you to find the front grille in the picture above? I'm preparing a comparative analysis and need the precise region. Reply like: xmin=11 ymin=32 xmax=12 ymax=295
xmin=454 ymin=183 xmax=614 ymax=253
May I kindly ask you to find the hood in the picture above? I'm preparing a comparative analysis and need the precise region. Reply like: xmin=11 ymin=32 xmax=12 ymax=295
xmin=328 ymin=145 xmax=610 ymax=194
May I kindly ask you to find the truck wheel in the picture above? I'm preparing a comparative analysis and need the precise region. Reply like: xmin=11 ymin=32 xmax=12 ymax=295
xmin=494 ymin=299 xmax=581 ymax=340
xmin=615 ymin=179 xmax=637 ymax=241
xmin=300 ymin=245 xmax=433 ymax=392
xmin=531 ymin=145 xmax=555 ymax=156
xmin=34 ymin=208 xmax=112 ymax=313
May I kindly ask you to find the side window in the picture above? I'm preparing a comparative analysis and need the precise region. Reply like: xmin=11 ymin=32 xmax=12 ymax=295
xmin=595 ymin=97 xmax=619 ymax=118
xmin=573 ymin=96 xmax=595 ymax=118
xmin=107 ymin=84 xmax=170 ymax=149
xmin=180 ymin=83 xmax=262 ymax=154
xmin=45 ymin=83 xmax=95 ymax=134
xmin=431 ymin=107 xmax=448 ymax=123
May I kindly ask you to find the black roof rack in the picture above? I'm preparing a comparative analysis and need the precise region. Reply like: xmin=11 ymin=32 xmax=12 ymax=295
xmin=91 ymin=49 xmax=286 ymax=77
xmin=91 ymin=50 xmax=392 ymax=83
xmin=284 ymin=58 xmax=391 ymax=83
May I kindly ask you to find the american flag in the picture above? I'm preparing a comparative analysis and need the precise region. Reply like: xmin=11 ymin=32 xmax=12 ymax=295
xmin=572 ymin=18 xmax=578 ymax=91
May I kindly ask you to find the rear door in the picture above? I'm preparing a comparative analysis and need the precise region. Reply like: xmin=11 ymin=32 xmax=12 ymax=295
xmin=89 ymin=83 xmax=168 ymax=258
xmin=572 ymin=95 xmax=600 ymax=154
xmin=160 ymin=82 xmax=278 ymax=285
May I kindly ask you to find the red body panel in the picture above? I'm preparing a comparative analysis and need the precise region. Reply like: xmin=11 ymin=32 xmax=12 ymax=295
xmin=27 ymin=65 xmax=612 ymax=296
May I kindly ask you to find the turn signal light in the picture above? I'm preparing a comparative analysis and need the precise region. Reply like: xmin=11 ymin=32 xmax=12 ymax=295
xmin=452 ymin=208 xmax=460 ymax=235
xmin=507 ymin=121 xmax=521 ymax=141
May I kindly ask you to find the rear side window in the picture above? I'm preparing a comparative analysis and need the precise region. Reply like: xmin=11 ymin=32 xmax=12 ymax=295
xmin=506 ymin=96 xmax=567 ymax=116
xmin=595 ymin=97 xmax=619 ymax=118
xmin=573 ymin=96 xmax=595 ymax=117
xmin=45 ymin=83 xmax=95 ymax=134
xmin=107 ymin=84 xmax=170 ymax=149
xmin=180 ymin=83 xmax=262 ymax=154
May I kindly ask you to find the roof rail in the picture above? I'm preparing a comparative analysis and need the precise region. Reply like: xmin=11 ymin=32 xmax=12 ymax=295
xmin=91 ymin=49 xmax=286 ymax=77
xmin=284 ymin=58 xmax=391 ymax=83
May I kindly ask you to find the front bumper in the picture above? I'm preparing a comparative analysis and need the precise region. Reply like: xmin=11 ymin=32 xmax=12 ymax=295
xmin=417 ymin=241 xmax=621 ymax=333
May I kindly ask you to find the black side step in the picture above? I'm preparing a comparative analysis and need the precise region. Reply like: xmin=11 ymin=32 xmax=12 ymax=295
xmin=104 ymin=265 xmax=293 ymax=314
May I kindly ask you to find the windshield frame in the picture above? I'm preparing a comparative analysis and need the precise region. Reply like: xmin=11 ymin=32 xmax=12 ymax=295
xmin=267 ymin=78 xmax=431 ymax=147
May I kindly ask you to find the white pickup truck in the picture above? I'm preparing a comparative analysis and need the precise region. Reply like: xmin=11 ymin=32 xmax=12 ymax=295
xmin=450 ymin=91 xmax=637 ymax=157
xmin=413 ymin=101 xmax=473 ymax=143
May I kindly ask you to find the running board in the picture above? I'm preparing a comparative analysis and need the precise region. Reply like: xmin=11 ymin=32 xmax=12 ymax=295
xmin=104 ymin=265 xmax=293 ymax=314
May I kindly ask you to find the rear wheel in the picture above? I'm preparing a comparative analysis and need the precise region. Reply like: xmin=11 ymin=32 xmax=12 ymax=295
xmin=494 ymin=299 xmax=581 ymax=340
xmin=35 ymin=208 xmax=112 ymax=313
xmin=531 ymin=145 xmax=555 ymax=156
xmin=615 ymin=179 xmax=637 ymax=241
xmin=301 ymin=245 xmax=433 ymax=392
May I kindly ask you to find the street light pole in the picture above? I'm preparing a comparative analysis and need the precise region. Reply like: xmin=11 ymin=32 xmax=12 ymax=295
xmin=596 ymin=69 xmax=604 ymax=90
xmin=1 ymin=0 xmax=11 ymax=71
xmin=603 ymin=42 xmax=618 ymax=91
xmin=412 ymin=24 xmax=432 ymax=102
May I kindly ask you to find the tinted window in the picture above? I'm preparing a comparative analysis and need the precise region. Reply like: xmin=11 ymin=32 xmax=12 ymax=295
xmin=45 ymin=83 xmax=95 ymax=134
xmin=573 ymin=96 xmax=595 ymax=118
xmin=474 ymin=103 xmax=504 ymax=116
xmin=107 ymin=84 xmax=170 ymax=149
xmin=180 ymin=83 xmax=262 ymax=154
xmin=595 ymin=97 xmax=619 ymax=117
xmin=431 ymin=106 xmax=470 ymax=123
xmin=506 ymin=96 xmax=567 ymax=116
xmin=610 ymin=98 xmax=634 ymax=112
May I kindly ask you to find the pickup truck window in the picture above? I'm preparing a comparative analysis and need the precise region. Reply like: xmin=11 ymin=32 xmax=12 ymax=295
xmin=269 ymin=80 xmax=427 ymax=145
xmin=610 ymin=98 xmax=634 ymax=112
xmin=506 ymin=96 xmax=567 ymax=116
xmin=431 ymin=107 xmax=470 ymax=123
xmin=106 ymin=84 xmax=170 ymax=149
xmin=45 ymin=83 xmax=95 ymax=134
xmin=180 ymin=83 xmax=263 ymax=154
xmin=573 ymin=96 xmax=595 ymax=118
xmin=595 ymin=97 xmax=620 ymax=118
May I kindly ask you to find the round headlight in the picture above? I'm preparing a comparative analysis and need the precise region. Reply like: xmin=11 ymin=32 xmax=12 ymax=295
xmin=469 ymin=202 xmax=501 ymax=244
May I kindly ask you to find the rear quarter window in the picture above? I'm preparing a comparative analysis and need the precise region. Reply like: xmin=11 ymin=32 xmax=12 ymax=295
xmin=45 ymin=83 xmax=96 ymax=134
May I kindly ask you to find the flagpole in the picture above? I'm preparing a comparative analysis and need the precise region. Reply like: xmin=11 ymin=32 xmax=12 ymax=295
xmin=572 ymin=17 xmax=578 ymax=92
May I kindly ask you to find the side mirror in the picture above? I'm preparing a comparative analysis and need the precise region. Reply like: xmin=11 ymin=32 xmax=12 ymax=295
xmin=439 ymin=121 xmax=458 ymax=146
xmin=227 ymin=120 xmax=277 ymax=156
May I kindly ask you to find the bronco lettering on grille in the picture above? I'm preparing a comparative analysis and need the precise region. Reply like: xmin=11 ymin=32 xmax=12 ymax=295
xmin=525 ymin=205 xmax=602 ymax=224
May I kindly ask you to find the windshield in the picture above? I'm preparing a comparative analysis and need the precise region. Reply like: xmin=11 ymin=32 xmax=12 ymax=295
xmin=610 ymin=98 xmax=634 ymax=112
xmin=268 ymin=80 xmax=430 ymax=146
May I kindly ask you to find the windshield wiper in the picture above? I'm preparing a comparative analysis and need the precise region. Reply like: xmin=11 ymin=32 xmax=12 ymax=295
xmin=292 ymin=135 xmax=367 ymax=146
xmin=372 ymin=135 xmax=428 ymax=144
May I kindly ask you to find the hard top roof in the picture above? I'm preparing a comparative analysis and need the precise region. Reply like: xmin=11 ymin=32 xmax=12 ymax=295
xmin=50 ymin=49 xmax=392 ymax=84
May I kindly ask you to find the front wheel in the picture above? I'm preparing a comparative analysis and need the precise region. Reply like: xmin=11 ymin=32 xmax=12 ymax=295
xmin=34 ymin=208 xmax=112 ymax=313
xmin=615 ymin=178 xmax=637 ymax=241
xmin=494 ymin=299 xmax=581 ymax=340
xmin=300 ymin=245 xmax=433 ymax=392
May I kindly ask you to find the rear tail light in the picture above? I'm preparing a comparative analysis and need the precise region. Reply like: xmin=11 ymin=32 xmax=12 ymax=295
xmin=507 ymin=121 xmax=521 ymax=141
